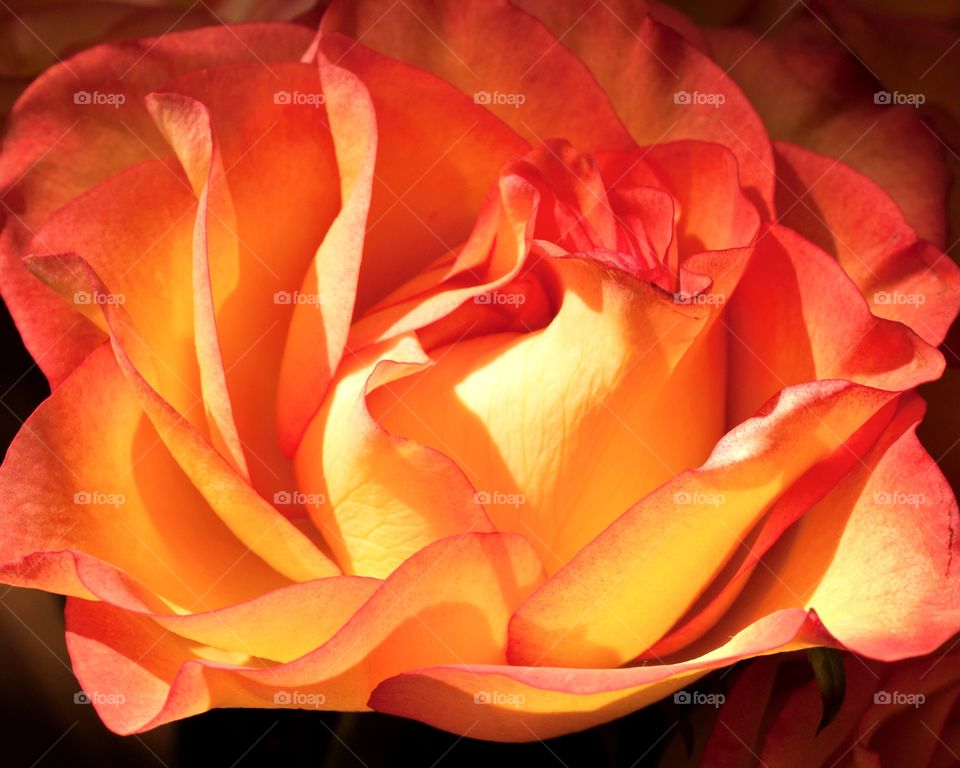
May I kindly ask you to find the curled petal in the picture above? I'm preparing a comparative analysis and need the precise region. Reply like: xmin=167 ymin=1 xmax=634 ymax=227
xmin=774 ymin=141 xmax=960 ymax=346
xmin=369 ymin=609 xmax=834 ymax=742
xmin=508 ymin=382 xmax=902 ymax=667
xmin=0 ymin=344 xmax=298 ymax=609
xmin=65 ymin=533 xmax=545 ymax=734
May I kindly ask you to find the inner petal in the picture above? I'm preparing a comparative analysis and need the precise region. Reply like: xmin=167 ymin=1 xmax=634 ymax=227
xmin=368 ymin=254 xmax=726 ymax=573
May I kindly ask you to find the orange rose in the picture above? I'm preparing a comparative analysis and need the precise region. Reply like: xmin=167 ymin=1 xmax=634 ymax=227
xmin=0 ymin=0 xmax=957 ymax=743
xmin=663 ymin=647 xmax=960 ymax=767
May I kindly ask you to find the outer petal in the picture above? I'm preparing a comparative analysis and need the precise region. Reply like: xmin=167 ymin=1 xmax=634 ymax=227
xmin=0 ymin=23 xmax=314 ymax=217
xmin=0 ymin=217 xmax=106 ymax=390
xmin=694 ymin=395 xmax=960 ymax=663
xmin=0 ymin=23 xmax=315 ymax=387
xmin=514 ymin=0 xmax=777 ymax=217
xmin=640 ymin=392 xmax=899 ymax=661
xmin=368 ymin=608 xmax=834 ymax=742
xmin=25 ymin=252 xmax=339 ymax=583
xmin=774 ymin=141 xmax=960 ymax=346
xmin=0 ymin=344 xmax=295 ymax=609
xmin=145 ymin=93 xmax=249 ymax=478
xmin=706 ymin=24 xmax=950 ymax=247
xmin=140 ymin=61 xmax=342 ymax=505
xmin=726 ymin=224 xmax=945 ymax=424
xmin=507 ymin=382 xmax=902 ymax=668
xmin=817 ymin=0 xmax=960 ymax=254
xmin=26 ymin=158 xmax=206 ymax=432
xmin=65 ymin=533 xmax=545 ymax=734
xmin=321 ymin=0 xmax=635 ymax=151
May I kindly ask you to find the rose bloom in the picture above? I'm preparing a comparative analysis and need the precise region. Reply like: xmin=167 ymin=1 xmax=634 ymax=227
xmin=661 ymin=648 xmax=960 ymax=768
xmin=0 ymin=0 xmax=958 ymax=744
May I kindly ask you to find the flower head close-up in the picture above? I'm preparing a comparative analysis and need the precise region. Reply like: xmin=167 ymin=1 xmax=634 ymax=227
xmin=1 ymin=1 xmax=959 ymax=766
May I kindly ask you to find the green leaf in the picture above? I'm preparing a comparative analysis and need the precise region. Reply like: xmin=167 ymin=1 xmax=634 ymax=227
xmin=806 ymin=648 xmax=846 ymax=734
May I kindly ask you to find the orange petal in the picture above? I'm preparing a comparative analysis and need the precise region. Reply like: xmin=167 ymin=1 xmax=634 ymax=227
xmin=25 ymin=252 xmax=340 ymax=583
xmin=138 ymin=60 xmax=343 ymax=512
xmin=275 ymin=46 xmax=376 ymax=456
xmin=514 ymin=0 xmax=777 ymax=217
xmin=774 ymin=141 xmax=960 ymax=346
xmin=26 ymin=159 xmax=202 ymax=420
xmin=726 ymin=224 xmax=945 ymax=424
xmin=642 ymin=395 xmax=900 ymax=661
xmin=65 ymin=533 xmax=545 ymax=734
xmin=597 ymin=140 xmax=761 ymax=256
xmin=321 ymin=0 xmax=634 ymax=151
xmin=146 ymin=92 xmax=249 ymax=477
xmin=151 ymin=576 xmax=380 ymax=664
xmin=0 ymin=218 xmax=104 ymax=389
xmin=696 ymin=394 xmax=960 ymax=663
xmin=369 ymin=247 xmax=748 ymax=576
xmin=507 ymin=381 xmax=900 ymax=668
xmin=345 ymin=172 xmax=534 ymax=351
xmin=295 ymin=334 xmax=496 ymax=578
xmin=369 ymin=608 xmax=834 ymax=742
xmin=0 ymin=343 xmax=295 ymax=609
xmin=316 ymin=33 xmax=531 ymax=313
xmin=0 ymin=23 xmax=314 ymax=221
xmin=0 ymin=24 xmax=316 ymax=386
